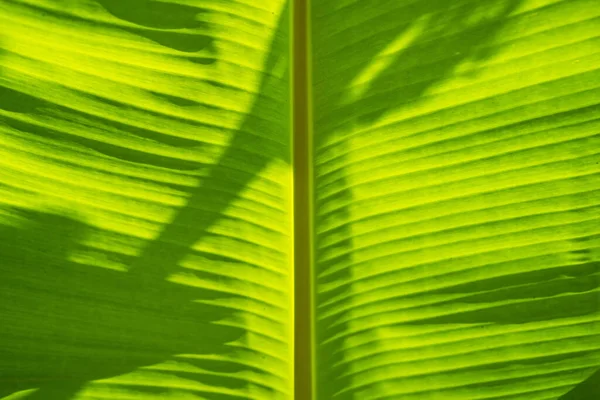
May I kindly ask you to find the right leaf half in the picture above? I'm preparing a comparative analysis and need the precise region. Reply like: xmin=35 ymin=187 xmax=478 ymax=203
xmin=311 ymin=0 xmax=600 ymax=398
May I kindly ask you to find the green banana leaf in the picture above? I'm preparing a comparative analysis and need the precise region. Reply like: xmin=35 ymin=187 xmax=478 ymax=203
xmin=312 ymin=0 xmax=600 ymax=399
xmin=0 ymin=0 xmax=293 ymax=399
xmin=0 ymin=0 xmax=598 ymax=399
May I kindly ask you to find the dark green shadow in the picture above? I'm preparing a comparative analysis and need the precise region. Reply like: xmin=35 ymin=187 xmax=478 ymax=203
xmin=0 ymin=208 xmax=243 ymax=399
xmin=558 ymin=367 xmax=600 ymax=399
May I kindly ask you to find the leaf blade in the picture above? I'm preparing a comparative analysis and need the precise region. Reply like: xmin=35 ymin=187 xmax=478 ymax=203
xmin=312 ymin=0 xmax=600 ymax=398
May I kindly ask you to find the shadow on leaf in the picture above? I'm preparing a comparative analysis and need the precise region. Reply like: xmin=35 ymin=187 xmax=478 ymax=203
xmin=0 ymin=208 xmax=244 ymax=399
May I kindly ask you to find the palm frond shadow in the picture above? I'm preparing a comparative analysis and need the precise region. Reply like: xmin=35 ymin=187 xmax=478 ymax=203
xmin=37 ymin=0 xmax=217 ymax=56
xmin=0 ymin=208 xmax=242 ymax=400
xmin=409 ymin=257 xmax=600 ymax=325
xmin=0 ymin=1 xmax=290 ymax=399
xmin=97 ymin=0 xmax=217 ymax=55
xmin=403 ymin=243 xmax=600 ymax=398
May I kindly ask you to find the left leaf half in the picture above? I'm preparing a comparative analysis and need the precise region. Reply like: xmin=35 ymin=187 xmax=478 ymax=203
xmin=0 ymin=1 xmax=293 ymax=399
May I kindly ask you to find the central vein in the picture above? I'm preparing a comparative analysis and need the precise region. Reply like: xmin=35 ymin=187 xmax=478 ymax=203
xmin=293 ymin=0 xmax=313 ymax=399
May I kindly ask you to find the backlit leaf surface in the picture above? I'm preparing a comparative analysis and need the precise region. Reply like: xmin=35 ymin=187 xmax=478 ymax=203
xmin=0 ymin=1 xmax=293 ymax=399
xmin=312 ymin=0 xmax=600 ymax=398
